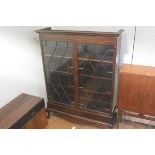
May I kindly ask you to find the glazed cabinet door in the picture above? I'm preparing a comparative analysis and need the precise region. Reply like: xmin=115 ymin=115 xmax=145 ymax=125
xmin=41 ymin=40 xmax=115 ymax=114
xmin=77 ymin=43 xmax=114 ymax=113
xmin=41 ymin=40 xmax=75 ymax=106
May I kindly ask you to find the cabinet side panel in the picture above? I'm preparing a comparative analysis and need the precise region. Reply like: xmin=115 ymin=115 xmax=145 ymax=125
xmin=141 ymin=76 xmax=155 ymax=116
xmin=112 ymin=37 xmax=121 ymax=111
xmin=118 ymin=73 xmax=143 ymax=113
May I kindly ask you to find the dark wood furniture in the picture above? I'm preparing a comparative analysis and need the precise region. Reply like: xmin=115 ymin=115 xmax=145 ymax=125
xmin=36 ymin=27 xmax=122 ymax=128
xmin=0 ymin=93 xmax=47 ymax=129
xmin=118 ymin=64 xmax=155 ymax=128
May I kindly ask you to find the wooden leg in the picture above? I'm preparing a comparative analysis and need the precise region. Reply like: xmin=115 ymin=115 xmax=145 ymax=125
xmin=117 ymin=110 xmax=122 ymax=129
xmin=46 ymin=108 xmax=50 ymax=119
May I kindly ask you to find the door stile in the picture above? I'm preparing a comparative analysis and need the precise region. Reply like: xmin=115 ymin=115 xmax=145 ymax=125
xmin=72 ymin=42 xmax=80 ymax=107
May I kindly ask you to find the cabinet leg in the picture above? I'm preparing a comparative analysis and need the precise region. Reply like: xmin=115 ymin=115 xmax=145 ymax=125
xmin=117 ymin=110 xmax=122 ymax=129
xmin=46 ymin=109 xmax=50 ymax=119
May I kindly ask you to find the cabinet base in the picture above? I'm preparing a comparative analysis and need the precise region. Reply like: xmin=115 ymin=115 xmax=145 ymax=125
xmin=47 ymin=103 xmax=116 ymax=129
xmin=117 ymin=110 xmax=155 ymax=128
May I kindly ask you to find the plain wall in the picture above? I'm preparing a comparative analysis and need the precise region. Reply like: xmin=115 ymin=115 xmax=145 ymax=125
xmin=133 ymin=26 xmax=155 ymax=67
xmin=0 ymin=26 xmax=47 ymax=108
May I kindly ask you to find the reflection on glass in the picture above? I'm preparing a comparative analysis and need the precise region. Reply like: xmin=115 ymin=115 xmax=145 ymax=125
xmin=78 ymin=43 xmax=114 ymax=112
xmin=42 ymin=40 xmax=74 ymax=105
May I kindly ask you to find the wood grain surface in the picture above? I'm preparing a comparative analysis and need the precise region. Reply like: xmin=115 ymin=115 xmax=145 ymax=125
xmin=0 ymin=93 xmax=46 ymax=129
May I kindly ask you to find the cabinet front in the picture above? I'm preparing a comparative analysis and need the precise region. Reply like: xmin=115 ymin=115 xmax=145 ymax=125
xmin=77 ymin=43 xmax=114 ymax=113
xmin=42 ymin=40 xmax=75 ymax=106
xmin=37 ymin=28 xmax=121 ymax=128
xmin=119 ymin=73 xmax=155 ymax=116
xmin=41 ymin=39 xmax=115 ymax=114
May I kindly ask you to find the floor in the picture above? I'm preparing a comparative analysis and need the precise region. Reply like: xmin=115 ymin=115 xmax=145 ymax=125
xmin=46 ymin=115 xmax=97 ymax=129
xmin=46 ymin=115 xmax=155 ymax=129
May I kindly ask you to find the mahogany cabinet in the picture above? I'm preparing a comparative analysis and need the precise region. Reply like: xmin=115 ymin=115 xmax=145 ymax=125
xmin=118 ymin=64 xmax=155 ymax=128
xmin=21 ymin=107 xmax=47 ymax=129
xmin=0 ymin=93 xmax=47 ymax=129
xmin=36 ymin=27 xmax=122 ymax=128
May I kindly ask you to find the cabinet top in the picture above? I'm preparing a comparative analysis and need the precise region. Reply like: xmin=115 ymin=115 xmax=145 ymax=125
xmin=36 ymin=27 xmax=123 ymax=37
xmin=120 ymin=64 xmax=155 ymax=77
xmin=0 ymin=93 xmax=44 ymax=129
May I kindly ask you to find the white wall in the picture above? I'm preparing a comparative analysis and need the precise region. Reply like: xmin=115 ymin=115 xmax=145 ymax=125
xmin=133 ymin=27 xmax=155 ymax=67
xmin=0 ymin=26 xmax=47 ymax=108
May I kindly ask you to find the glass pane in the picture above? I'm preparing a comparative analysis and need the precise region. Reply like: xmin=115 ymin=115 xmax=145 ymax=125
xmin=78 ymin=43 xmax=114 ymax=112
xmin=42 ymin=40 xmax=74 ymax=105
